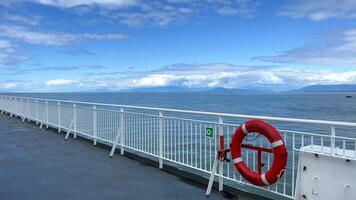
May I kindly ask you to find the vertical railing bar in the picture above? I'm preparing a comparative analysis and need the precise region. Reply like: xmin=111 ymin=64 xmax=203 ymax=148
xmin=120 ymin=108 xmax=125 ymax=155
xmin=135 ymin=115 xmax=137 ymax=150
xmin=171 ymin=119 xmax=174 ymax=160
xmin=331 ymin=126 xmax=336 ymax=155
xmin=27 ymin=99 xmax=30 ymax=122
xmin=175 ymin=119 xmax=177 ymax=162
xmin=227 ymin=126 xmax=230 ymax=178
xmin=35 ymin=100 xmax=38 ymax=124
xmin=186 ymin=121 xmax=189 ymax=165
xmin=200 ymin=123 xmax=202 ymax=169
xmin=159 ymin=111 xmax=163 ymax=169
xmin=73 ymin=103 xmax=77 ymax=138
xmin=205 ymin=124 xmax=207 ymax=170
xmin=253 ymin=139 xmax=256 ymax=171
xmin=178 ymin=120 xmax=181 ymax=163
xmin=93 ymin=105 xmax=97 ymax=145
xmin=218 ymin=116 xmax=223 ymax=191
xmin=58 ymin=102 xmax=61 ymax=133
xmin=45 ymin=101 xmax=49 ymax=128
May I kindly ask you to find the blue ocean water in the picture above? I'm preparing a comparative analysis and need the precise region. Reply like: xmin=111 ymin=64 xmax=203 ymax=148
xmin=8 ymin=92 xmax=356 ymax=123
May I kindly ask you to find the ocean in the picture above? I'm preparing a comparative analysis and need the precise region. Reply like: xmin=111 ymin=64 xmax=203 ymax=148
xmin=7 ymin=92 xmax=356 ymax=122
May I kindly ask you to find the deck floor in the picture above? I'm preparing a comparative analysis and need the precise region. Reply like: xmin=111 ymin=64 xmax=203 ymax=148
xmin=0 ymin=114 xmax=258 ymax=200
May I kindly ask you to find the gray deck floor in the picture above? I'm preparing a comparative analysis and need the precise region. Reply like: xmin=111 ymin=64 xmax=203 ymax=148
xmin=0 ymin=114 xmax=257 ymax=200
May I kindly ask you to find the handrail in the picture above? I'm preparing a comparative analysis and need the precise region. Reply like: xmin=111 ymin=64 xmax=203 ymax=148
xmin=1 ymin=94 xmax=356 ymax=128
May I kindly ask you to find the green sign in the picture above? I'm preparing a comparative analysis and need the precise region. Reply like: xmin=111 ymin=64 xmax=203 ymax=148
xmin=206 ymin=127 xmax=214 ymax=138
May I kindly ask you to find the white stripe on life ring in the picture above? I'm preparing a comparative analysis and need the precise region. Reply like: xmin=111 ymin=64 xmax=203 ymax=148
xmin=261 ymin=173 xmax=270 ymax=185
xmin=272 ymin=140 xmax=284 ymax=148
xmin=242 ymin=123 xmax=248 ymax=134
xmin=232 ymin=157 xmax=243 ymax=164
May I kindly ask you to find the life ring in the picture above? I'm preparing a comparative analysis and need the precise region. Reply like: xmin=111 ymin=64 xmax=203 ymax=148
xmin=230 ymin=120 xmax=287 ymax=186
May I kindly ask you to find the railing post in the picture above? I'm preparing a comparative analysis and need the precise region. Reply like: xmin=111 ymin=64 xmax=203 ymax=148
xmin=45 ymin=101 xmax=49 ymax=129
xmin=73 ymin=103 xmax=77 ymax=138
xmin=58 ymin=102 xmax=61 ymax=133
xmin=9 ymin=97 xmax=13 ymax=118
xmin=159 ymin=111 xmax=163 ymax=169
xmin=218 ymin=116 xmax=224 ymax=192
xmin=27 ymin=99 xmax=30 ymax=122
xmin=35 ymin=100 xmax=39 ymax=125
xmin=331 ymin=126 xmax=336 ymax=154
xmin=109 ymin=107 xmax=124 ymax=157
xmin=120 ymin=107 xmax=124 ymax=155
xmin=93 ymin=105 xmax=97 ymax=145
xmin=20 ymin=98 xmax=24 ymax=121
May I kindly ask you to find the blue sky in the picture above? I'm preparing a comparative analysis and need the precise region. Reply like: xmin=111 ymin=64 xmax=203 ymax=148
xmin=1 ymin=0 xmax=356 ymax=92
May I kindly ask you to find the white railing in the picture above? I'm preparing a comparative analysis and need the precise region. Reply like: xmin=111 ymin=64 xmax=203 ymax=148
xmin=1 ymin=95 xmax=356 ymax=199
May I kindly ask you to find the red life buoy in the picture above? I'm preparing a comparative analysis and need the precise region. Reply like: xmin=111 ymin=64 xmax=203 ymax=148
xmin=230 ymin=120 xmax=287 ymax=186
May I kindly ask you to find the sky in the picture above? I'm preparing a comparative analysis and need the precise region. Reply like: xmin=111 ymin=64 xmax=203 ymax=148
xmin=1 ymin=0 xmax=356 ymax=92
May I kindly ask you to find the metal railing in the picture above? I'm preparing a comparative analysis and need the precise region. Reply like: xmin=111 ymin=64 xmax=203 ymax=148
xmin=1 ymin=95 xmax=356 ymax=200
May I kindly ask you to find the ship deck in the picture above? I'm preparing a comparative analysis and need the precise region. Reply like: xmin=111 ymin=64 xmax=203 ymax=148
xmin=0 ymin=114 xmax=258 ymax=200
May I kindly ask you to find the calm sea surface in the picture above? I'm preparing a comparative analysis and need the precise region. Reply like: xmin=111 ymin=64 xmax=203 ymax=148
xmin=7 ymin=92 xmax=356 ymax=122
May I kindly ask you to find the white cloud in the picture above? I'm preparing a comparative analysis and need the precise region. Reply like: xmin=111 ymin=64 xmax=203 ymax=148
xmin=4 ymin=14 xmax=41 ymax=26
xmin=0 ymin=39 xmax=28 ymax=65
xmin=255 ymin=28 xmax=356 ymax=66
xmin=30 ymin=0 xmax=138 ymax=8
xmin=86 ymin=64 xmax=356 ymax=91
xmin=7 ymin=0 xmax=259 ymax=27
xmin=45 ymin=79 xmax=78 ymax=86
xmin=0 ymin=80 xmax=30 ymax=90
xmin=0 ymin=40 xmax=12 ymax=49
xmin=4 ymin=63 xmax=356 ymax=91
xmin=0 ymin=25 xmax=128 ymax=46
xmin=279 ymin=0 xmax=356 ymax=21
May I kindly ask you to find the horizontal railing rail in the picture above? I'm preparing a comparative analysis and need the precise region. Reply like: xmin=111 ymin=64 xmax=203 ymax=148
xmin=1 ymin=95 xmax=356 ymax=200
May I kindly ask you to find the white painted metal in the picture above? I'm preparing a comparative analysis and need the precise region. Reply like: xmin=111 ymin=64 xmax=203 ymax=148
xmin=93 ymin=105 xmax=97 ymax=145
xmin=73 ymin=103 xmax=77 ymax=139
xmin=45 ymin=101 xmax=48 ymax=129
xmin=1 ymin=95 xmax=356 ymax=200
xmin=58 ymin=102 xmax=61 ymax=133
xmin=206 ymin=152 xmax=219 ymax=196
xmin=120 ymin=107 xmax=124 ymax=155
xmin=218 ymin=116 xmax=224 ymax=192
xmin=65 ymin=119 xmax=74 ymax=140
xmin=35 ymin=100 xmax=38 ymax=125
xmin=295 ymin=145 xmax=356 ymax=200
xmin=159 ymin=111 xmax=163 ymax=169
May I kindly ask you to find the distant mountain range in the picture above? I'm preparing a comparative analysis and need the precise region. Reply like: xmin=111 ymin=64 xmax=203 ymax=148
xmin=205 ymin=87 xmax=267 ymax=93
xmin=120 ymin=86 xmax=208 ymax=93
xmin=119 ymin=86 xmax=266 ymax=93
xmin=7 ymin=84 xmax=356 ymax=94
xmin=293 ymin=84 xmax=356 ymax=92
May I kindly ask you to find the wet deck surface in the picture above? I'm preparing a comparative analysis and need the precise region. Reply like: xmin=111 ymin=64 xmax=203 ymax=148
xmin=0 ymin=114 xmax=258 ymax=200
